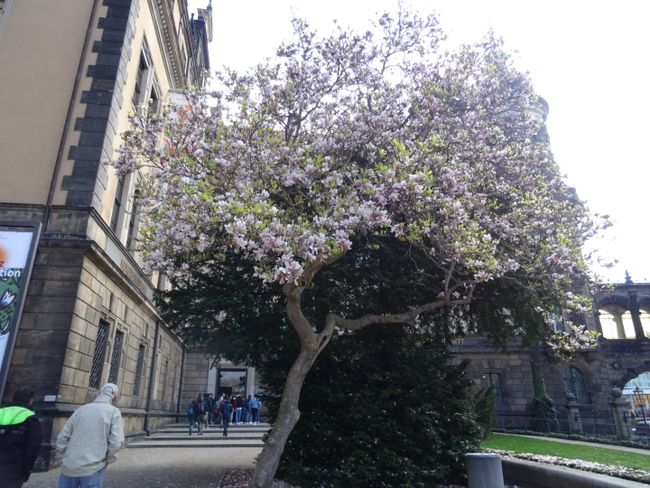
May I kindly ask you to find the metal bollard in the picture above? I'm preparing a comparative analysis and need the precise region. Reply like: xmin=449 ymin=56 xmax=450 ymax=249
xmin=465 ymin=453 xmax=505 ymax=488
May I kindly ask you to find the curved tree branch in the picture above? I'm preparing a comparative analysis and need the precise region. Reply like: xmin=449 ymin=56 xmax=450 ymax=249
xmin=329 ymin=282 xmax=477 ymax=331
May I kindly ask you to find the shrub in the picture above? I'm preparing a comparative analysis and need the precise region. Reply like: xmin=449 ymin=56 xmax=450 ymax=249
xmin=263 ymin=326 xmax=481 ymax=488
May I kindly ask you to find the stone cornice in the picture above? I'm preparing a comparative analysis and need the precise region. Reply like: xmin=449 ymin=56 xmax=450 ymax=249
xmin=148 ymin=0 xmax=185 ymax=88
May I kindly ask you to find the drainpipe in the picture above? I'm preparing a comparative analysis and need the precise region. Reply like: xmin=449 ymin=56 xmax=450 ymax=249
xmin=144 ymin=319 xmax=160 ymax=436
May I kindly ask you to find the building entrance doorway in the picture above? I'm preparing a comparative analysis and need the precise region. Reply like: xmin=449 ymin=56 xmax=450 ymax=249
xmin=217 ymin=368 xmax=247 ymax=397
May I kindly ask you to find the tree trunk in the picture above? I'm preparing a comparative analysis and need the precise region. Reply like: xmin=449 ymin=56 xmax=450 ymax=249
xmin=249 ymin=344 xmax=319 ymax=488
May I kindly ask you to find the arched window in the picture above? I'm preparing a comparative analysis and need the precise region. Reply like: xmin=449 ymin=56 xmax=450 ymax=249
xmin=563 ymin=366 xmax=591 ymax=404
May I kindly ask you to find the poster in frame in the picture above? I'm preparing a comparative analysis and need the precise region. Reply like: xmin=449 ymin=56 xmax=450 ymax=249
xmin=0 ymin=222 xmax=41 ymax=401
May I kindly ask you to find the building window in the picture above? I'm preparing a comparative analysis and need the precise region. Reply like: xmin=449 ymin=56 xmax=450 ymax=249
xmin=480 ymin=372 xmax=503 ymax=406
xmin=563 ymin=366 xmax=591 ymax=404
xmin=133 ymin=344 xmax=146 ymax=396
xmin=110 ymin=175 xmax=125 ymax=233
xmin=132 ymin=54 xmax=149 ymax=107
xmin=89 ymin=320 xmax=110 ymax=389
xmin=108 ymin=330 xmax=125 ymax=384
xmin=125 ymin=187 xmax=140 ymax=251
xmin=132 ymin=43 xmax=159 ymax=113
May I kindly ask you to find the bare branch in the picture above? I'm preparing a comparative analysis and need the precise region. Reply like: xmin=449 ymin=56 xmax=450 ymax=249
xmin=330 ymin=293 xmax=474 ymax=332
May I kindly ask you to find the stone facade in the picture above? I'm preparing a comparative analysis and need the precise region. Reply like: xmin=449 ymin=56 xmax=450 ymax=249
xmin=0 ymin=0 xmax=213 ymax=469
xmin=456 ymin=283 xmax=650 ymax=434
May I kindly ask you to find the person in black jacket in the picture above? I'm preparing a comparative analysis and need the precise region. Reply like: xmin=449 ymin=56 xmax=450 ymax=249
xmin=0 ymin=389 xmax=43 ymax=488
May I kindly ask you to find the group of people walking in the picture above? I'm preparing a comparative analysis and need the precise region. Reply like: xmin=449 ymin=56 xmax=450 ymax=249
xmin=186 ymin=392 xmax=261 ymax=437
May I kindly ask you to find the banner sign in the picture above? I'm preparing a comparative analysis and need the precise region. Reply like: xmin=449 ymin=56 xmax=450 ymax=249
xmin=0 ymin=224 xmax=40 ymax=401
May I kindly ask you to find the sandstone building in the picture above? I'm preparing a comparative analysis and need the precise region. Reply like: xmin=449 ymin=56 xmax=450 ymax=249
xmin=0 ymin=0 xmax=256 ymax=469
xmin=455 ymin=280 xmax=650 ymax=433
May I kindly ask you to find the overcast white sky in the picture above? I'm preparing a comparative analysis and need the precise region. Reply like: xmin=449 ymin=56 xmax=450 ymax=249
xmin=190 ymin=0 xmax=650 ymax=283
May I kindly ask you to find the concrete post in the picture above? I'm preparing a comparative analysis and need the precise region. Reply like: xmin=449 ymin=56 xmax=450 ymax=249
xmin=565 ymin=393 xmax=583 ymax=434
xmin=465 ymin=453 xmax=505 ymax=488
xmin=609 ymin=387 xmax=632 ymax=439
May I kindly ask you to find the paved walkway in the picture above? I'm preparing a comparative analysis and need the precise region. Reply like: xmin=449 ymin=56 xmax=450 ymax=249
xmin=23 ymin=447 xmax=263 ymax=488
xmin=499 ymin=432 xmax=650 ymax=456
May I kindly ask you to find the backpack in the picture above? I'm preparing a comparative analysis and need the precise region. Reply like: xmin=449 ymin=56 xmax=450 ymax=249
xmin=186 ymin=404 xmax=195 ymax=417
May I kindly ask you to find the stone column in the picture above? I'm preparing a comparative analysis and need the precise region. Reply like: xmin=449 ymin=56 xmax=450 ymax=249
xmin=466 ymin=453 xmax=505 ymax=488
xmin=628 ymin=292 xmax=646 ymax=340
xmin=609 ymin=387 xmax=632 ymax=439
xmin=565 ymin=393 xmax=583 ymax=434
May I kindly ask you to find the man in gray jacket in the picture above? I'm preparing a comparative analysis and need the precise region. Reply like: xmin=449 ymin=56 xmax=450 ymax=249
xmin=56 ymin=383 xmax=124 ymax=488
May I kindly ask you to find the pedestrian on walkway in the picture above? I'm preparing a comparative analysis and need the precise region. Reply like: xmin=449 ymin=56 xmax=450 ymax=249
xmin=221 ymin=394 xmax=233 ymax=437
xmin=216 ymin=393 xmax=224 ymax=427
xmin=206 ymin=393 xmax=216 ymax=426
xmin=243 ymin=395 xmax=252 ymax=423
xmin=0 ymin=388 xmax=43 ymax=488
xmin=250 ymin=394 xmax=261 ymax=424
xmin=235 ymin=395 xmax=243 ymax=424
xmin=56 ymin=383 xmax=124 ymax=488
xmin=187 ymin=399 xmax=199 ymax=436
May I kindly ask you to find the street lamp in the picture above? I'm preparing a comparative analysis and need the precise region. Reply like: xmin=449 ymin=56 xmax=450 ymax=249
xmin=633 ymin=386 xmax=647 ymax=426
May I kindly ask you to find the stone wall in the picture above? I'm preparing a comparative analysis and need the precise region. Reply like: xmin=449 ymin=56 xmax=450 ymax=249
xmin=181 ymin=351 xmax=211 ymax=407
xmin=3 ymin=233 xmax=185 ymax=468
xmin=457 ymin=337 xmax=650 ymax=432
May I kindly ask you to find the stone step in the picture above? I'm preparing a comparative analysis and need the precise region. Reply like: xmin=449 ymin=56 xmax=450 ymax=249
xmin=148 ymin=433 xmax=265 ymax=440
xmin=165 ymin=422 xmax=271 ymax=429
xmin=158 ymin=426 xmax=270 ymax=434
xmin=128 ymin=439 xmax=264 ymax=448
xmin=155 ymin=430 xmax=268 ymax=436
xmin=126 ymin=422 xmax=271 ymax=449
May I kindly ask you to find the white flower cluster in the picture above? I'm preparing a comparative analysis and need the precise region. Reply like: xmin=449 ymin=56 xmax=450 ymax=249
xmin=488 ymin=449 xmax=650 ymax=484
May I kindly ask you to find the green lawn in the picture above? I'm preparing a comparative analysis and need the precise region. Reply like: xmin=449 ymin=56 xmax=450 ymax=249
xmin=481 ymin=433 xmax=650 ymax=472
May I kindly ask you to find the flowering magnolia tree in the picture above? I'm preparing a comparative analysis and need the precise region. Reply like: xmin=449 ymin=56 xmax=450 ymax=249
xmin=116 ymin=10 xmax=603 ymax=487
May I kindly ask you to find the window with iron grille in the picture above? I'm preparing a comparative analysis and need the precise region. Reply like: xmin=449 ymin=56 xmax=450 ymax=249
xmin=132 ymin=344 xmax=146 ymax=396
xmin=89 ymin=320 xmax=110 ymax=389
xmin=480 ymin=372 xmax=503 ymax=406
xmin=563 ymin=366 xmax=591 ymax=404
xmin=108 ymin=330 xmax=124 ymax=384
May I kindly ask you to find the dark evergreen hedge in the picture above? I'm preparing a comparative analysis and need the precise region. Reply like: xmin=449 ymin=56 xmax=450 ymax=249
xmin=262 ymin=326 xmax=481 ymax=488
